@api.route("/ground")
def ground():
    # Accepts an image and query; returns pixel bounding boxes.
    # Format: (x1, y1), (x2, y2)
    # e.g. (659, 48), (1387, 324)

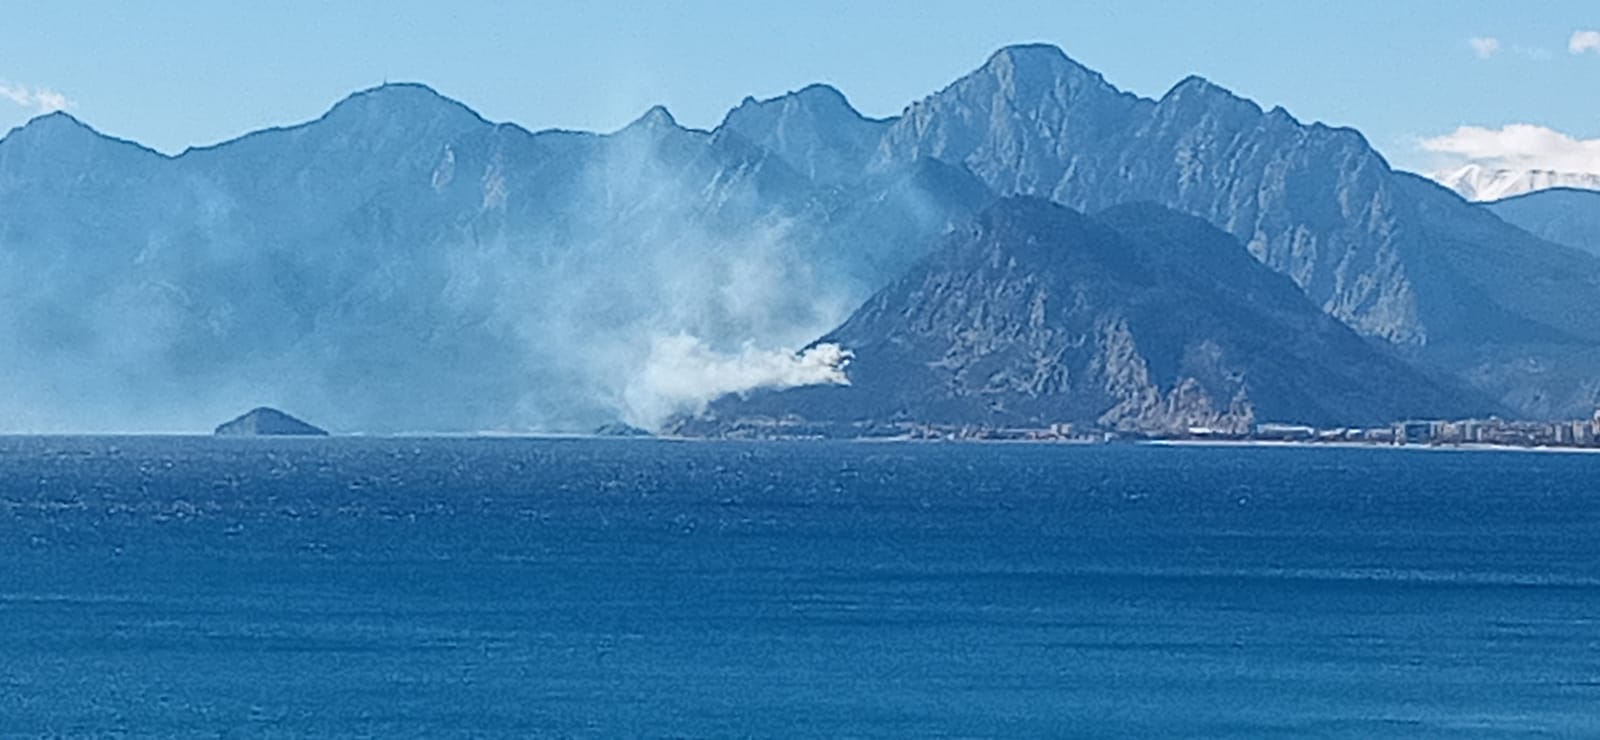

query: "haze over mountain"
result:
(2, 44), (1597, 433)
(1434, 165), (1600, 203)
(0, 84), (980, 433)
(675, 199), (1491, 437)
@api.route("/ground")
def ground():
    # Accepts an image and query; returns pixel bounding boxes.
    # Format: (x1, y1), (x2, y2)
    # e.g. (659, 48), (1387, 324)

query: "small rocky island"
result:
(214, 407), (329, 437)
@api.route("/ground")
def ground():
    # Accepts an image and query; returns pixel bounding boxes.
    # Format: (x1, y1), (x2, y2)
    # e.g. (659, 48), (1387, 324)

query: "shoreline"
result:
(1141, 438), (1600, 454)
(4, 433), (1599, 454)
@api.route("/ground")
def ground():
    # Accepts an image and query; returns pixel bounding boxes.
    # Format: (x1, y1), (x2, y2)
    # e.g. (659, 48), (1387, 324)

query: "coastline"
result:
(1141, 438), (1600, 454)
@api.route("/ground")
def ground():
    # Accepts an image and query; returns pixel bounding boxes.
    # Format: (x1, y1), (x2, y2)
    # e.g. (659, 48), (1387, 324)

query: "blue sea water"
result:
(1, 437), (1598, 738)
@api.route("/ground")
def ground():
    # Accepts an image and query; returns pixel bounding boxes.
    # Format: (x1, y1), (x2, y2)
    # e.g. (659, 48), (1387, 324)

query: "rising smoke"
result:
(621, 336), (852, 429)
(0, 92), (941, 433)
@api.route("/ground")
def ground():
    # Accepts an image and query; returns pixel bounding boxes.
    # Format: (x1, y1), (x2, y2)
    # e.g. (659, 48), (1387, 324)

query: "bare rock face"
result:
(215, 407), (329, 437)
(676, 199), (1493, 437)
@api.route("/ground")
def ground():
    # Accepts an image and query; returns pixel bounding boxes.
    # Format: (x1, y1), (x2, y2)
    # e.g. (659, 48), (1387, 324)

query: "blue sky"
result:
(0, 0), (1595, 173)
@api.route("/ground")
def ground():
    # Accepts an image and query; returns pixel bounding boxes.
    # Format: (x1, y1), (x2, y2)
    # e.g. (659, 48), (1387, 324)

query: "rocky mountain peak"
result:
(621, 104), (681, 133)
(983, 43), (1096, 77)
(974, 43), (1118, 104)
(718, 83), (888, 182)
(1160, 75), (1250, 107)
(1, 111), (114, 149)
(721, 83), (871, 128)
(0, 110), (163, 175)
(323, 82), (485, 126)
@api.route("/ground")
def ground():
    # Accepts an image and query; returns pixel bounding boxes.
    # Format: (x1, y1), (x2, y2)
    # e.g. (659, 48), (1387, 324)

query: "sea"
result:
(1, 436), (1597, 738)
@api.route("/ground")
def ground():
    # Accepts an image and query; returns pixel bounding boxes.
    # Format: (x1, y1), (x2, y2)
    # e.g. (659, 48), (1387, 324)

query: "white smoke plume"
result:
(621, 336), (853, 429)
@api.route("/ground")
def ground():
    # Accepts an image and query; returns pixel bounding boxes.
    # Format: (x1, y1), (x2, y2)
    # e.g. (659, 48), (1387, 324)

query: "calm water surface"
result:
(1, 437), (1597, 737)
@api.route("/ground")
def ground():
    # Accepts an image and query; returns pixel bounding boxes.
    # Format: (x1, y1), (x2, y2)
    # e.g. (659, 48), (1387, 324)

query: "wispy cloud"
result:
(1421, 124), (1600, 174)
(1572, 30), (1600, 55)
(1469, 37), (1501, 59)
(0, 80), (72, 114)
(1512, 44), (1553, 61)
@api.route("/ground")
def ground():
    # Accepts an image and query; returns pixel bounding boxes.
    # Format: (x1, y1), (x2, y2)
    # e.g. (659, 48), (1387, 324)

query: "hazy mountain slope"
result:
(0, 85), (985, 433)
(1435, 165), (1600, 202)
(677, 199), (1488, 436)
(1484, 188), (1600, 258)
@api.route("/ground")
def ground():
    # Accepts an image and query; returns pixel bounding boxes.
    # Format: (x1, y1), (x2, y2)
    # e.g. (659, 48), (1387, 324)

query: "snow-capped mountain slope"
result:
(1433, 164), (1600, 202)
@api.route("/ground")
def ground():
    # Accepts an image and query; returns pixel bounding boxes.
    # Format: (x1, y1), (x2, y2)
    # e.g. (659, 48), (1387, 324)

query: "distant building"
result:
(1255, 423), (1316, 441)
(1395, 421), (1438, 445)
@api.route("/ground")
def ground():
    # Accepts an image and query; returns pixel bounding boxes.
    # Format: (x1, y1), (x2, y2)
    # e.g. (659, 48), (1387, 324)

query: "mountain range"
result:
(1, 44), (1597, 433)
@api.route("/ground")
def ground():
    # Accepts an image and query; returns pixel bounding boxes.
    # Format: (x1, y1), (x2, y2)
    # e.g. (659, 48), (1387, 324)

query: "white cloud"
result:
(1571, 30), (1600, 55)
(0, 80), (71, 114)
(1469, 37), (1501, 59)
(1420, 124), (1600, 174)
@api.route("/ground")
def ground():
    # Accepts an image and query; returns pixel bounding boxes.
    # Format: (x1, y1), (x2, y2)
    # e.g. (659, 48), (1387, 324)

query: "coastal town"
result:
(1246, 410), (1600, 449)
(894, 408), (1600, 450)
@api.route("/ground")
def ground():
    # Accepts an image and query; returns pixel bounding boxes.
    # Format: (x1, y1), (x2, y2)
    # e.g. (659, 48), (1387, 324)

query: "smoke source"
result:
(621, 335), (853, 429)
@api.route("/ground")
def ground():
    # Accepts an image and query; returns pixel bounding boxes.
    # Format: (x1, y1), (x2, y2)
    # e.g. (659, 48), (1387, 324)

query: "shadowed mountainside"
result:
(674, 199), (1493, 437)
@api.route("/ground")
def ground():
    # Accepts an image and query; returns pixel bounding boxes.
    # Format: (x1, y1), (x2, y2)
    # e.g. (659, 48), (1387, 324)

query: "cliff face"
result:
(677, 199), (1492, 437)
